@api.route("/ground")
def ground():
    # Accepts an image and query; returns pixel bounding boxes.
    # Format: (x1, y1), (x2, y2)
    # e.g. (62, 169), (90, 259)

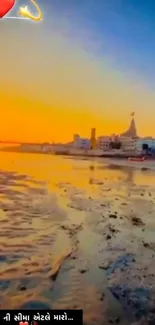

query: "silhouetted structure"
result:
(90, 128), (96, 149)
(121, 117), (137, 138)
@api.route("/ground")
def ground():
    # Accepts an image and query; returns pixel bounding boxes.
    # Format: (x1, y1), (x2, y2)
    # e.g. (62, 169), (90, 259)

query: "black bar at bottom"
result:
(0, 309), (83, 324)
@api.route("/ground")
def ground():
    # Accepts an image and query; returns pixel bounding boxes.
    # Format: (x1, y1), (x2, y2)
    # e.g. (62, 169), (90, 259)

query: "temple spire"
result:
(121, 112), (137, 137)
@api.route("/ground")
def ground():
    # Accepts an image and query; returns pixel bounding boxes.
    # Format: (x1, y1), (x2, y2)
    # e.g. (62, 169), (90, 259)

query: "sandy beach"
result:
(0, 152), (155, 324)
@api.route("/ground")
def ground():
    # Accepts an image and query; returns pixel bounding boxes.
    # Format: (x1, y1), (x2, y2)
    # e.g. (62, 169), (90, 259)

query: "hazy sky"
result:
(1, 0), (155, 142)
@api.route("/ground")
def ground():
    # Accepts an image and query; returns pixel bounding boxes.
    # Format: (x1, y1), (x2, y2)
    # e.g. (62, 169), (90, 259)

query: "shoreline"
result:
(1, 148), (155, 171)
(0, 147), (143, 158)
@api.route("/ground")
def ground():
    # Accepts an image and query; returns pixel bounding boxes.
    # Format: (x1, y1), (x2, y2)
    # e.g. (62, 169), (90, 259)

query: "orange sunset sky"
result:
(1, 3), (155, 143)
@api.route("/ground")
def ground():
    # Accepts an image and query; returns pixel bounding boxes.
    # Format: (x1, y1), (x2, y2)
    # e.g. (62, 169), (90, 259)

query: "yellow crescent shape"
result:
(19, 0), (43, 21)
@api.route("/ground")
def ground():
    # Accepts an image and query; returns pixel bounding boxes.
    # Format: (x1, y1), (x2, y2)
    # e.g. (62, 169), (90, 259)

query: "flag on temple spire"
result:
(131, 112), (135, 117)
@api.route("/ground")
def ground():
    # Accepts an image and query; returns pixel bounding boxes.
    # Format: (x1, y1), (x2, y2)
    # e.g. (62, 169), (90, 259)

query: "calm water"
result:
(0, 152), (155, 324)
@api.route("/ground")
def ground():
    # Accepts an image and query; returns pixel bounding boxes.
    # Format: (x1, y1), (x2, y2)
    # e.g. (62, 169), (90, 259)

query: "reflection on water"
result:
(0, 152), (155, 323)
(0, 152), (155, 188)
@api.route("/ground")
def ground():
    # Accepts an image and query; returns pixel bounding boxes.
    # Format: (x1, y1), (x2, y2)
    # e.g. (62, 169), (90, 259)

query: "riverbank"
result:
(100, 157), (155, 171)
(0, 145), (141, 158)
(0, 152), (155, 324)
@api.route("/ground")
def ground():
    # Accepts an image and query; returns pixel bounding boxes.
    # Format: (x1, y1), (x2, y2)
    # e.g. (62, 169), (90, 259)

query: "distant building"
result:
(73, 134), (90, 149)
(116, 113), (138, 151)
(136, 138), (155, 152)
(20, 143), (43, 152)
(73, 134), (80, 142)
(119, 136), (137, 151)
(97, 136), (113, 150)
(97, 135), (137, 152)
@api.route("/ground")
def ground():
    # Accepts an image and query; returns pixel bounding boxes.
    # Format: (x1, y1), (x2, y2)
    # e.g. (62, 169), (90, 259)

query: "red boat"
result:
(128, 157), (145, 162)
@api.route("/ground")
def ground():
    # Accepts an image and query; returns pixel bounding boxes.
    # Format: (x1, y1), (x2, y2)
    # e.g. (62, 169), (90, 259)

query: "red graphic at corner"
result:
(0, 0), (15, 18)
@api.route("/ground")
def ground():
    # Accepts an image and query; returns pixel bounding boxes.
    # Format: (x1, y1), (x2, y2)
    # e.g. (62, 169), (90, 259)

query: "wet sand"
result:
(0, 152), (155, 324)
